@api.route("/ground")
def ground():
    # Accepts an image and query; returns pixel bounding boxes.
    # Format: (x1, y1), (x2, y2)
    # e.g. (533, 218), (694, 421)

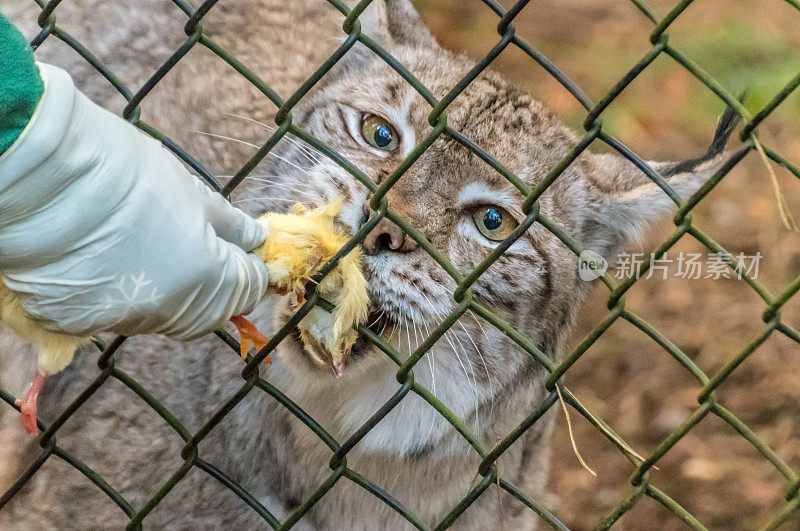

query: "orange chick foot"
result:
(230, 316), (272, 365)
(14, 371), (46, 436)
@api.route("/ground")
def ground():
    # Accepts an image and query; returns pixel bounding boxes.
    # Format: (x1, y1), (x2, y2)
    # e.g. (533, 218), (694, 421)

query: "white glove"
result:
(0, 63), (268, 340)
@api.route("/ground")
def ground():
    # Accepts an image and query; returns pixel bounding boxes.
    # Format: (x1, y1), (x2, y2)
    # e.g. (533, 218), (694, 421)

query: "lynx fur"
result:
(0, 1), (734, 528)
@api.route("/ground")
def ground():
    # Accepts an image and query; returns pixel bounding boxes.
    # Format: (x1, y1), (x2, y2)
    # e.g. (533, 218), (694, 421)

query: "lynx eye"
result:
(361, 114), (399, 151)
(473, 206), (517, 242)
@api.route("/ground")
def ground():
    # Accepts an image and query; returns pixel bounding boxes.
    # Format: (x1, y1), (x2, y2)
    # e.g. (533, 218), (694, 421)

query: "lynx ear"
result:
(581, 106), (740, 259)
(357, 0), (439, 48)
(326, 1), (440, 83)
(354, 1), (389, 39)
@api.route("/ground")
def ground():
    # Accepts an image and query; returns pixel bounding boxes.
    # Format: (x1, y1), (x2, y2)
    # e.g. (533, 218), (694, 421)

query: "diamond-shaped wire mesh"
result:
(1, 0), (799, 529)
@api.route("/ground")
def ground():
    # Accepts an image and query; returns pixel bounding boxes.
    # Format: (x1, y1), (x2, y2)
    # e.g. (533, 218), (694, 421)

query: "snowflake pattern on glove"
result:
(102, 271), (163, 313)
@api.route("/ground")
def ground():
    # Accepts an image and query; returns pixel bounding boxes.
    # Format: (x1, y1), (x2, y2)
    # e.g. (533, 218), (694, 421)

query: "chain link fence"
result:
(1, 0), (799, 528)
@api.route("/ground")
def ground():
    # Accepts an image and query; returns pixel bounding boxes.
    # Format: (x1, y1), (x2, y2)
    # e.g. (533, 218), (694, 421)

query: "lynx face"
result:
(241, 1), (731, 452)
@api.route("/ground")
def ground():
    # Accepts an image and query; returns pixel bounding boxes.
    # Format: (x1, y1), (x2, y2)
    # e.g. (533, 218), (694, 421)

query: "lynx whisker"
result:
(420, 318), (439, 443)
(408, 317), (418, 365)
(467, 310), (489, 338)
(447, 328), (481, 434)
(265, 151), (326, 183)
(231, 196), (308, 205)
(457, 319), (495, 423)
(411, 317), (420, 354)
(468, 309), (503, 426)
(403, 313), (412, 360)
(191, 130), (260, 149)
(419, 320), (436, 398)
(422, 287), (484, 426)
(200, 125), (326, 186)
(225, 113), (323, 166)
(414, 318), (441, 445)
(428, 281), (459, 319)
(456, 320), (491, 386)
(411, 319), (432, 391)
(190, 131), (326, 201)
(368, 309), (385, 329)
(444, 326), (482, 465)
(245, 175), (316, 192)
(437, 323), (479, 430)
(419, 292), (480, 433)
(219, 174), (316, 203)
(249, 181), (315, 200)
(394, 308), (406, 357)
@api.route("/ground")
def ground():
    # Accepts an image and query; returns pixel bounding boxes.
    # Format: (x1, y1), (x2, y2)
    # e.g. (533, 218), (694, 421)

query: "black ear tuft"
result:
(663, 93), (745, 176)
(706, 95), (744, 157)
(581, 93), (747, 260)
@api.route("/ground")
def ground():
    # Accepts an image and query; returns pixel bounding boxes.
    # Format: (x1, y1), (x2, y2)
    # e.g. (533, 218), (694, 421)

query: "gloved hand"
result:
(0, 63), (269, 340)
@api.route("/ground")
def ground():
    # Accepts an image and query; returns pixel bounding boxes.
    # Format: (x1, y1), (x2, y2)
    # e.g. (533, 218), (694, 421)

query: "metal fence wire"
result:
(1, 0), (800, 529)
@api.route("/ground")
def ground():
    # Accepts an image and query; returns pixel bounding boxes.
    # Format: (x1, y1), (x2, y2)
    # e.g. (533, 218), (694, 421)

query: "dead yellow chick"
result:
(0, 277), (89, 435)
(237, 198), (368, 377)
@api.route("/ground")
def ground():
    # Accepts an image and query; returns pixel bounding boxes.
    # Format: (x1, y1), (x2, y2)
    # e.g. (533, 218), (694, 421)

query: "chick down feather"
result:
(0, 274), (89, 434)
(253, 199), (369, 375)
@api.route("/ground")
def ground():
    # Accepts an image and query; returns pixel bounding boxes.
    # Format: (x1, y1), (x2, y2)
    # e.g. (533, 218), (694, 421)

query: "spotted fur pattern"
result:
(0, 1), (733, 528)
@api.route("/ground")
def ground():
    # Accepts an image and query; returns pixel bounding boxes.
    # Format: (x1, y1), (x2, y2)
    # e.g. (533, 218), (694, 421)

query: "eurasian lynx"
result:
(0, 1), (734, 528)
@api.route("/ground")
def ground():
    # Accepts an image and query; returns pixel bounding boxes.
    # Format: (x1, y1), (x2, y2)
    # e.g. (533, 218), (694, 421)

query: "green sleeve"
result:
(0, 12), (44, 156)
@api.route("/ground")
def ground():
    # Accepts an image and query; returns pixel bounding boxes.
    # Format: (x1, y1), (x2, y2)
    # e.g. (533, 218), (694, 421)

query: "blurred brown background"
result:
(415, 1), (800, 529)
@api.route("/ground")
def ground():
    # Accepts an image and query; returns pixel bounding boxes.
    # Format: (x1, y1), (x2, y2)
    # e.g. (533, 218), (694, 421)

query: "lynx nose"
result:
(361, 203), (417, 255)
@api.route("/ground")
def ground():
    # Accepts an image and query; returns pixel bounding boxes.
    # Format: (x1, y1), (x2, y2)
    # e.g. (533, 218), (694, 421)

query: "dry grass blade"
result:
(495, 439), (505, 531)
(562, 387), (655, 469)
(751, 134), (797, 231)
(556, 384), (597, 477)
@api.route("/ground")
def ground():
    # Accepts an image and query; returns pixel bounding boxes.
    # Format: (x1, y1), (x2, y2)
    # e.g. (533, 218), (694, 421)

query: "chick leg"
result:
(14, 371), (46, 436)
(230, 315), (271, 364)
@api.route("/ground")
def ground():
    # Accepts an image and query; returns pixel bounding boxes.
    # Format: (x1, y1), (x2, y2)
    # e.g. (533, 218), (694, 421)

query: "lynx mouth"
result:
(346, 305), (392, 359)
(299, 332), (346, 377)
(365, 306), (392, 339)
(287, 302), (393, 375)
